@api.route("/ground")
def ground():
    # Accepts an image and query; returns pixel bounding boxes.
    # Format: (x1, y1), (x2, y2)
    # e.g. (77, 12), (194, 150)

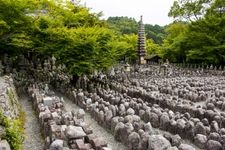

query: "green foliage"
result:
(165, 0), (225, 65)
(0, 0), (34, 55)
(3, 0), (224, 72)
(3, 118), (24, 150)
(168, 0), (213, 22)
(0, 88), (25, 150)
(0, 111), (25, 150)
(162, 22), (188, 62)
(106, 16), (166, 44)
(0, 0), (117, 75)
(52, 26), (118, 75)
(107, 16), (138, 35)
(146, 39), (162, 56)
(117, 34), (138, 63)
(145, 24), (166, 44)
(106, 16), (165, 62)
(184, 16), (225, 64)
(0, 0), (166, 73)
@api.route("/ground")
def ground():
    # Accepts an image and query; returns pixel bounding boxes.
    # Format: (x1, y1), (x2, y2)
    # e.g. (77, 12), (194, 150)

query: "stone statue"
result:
(159, 60), (169, 76)
(124, 63), (131, 72)
(44, 60), (49, 71)
(3, 54), (9, 65)
(58, 64), (62, 70)
(62, 64), (66, 71)
(44, 84), (49, 95)
(52, 64), (56, 70)
(82, 75), (89, 90)
(52, 56), (56, 66)
(47, 59), (51, 69)
(37, 63), (42, 70)
(109, 67), (115, 76)
(94, 70), (98, 76)
(209, 64), (213, 70)
(0, 60), (3, 76)
(18, 55), (29, 70)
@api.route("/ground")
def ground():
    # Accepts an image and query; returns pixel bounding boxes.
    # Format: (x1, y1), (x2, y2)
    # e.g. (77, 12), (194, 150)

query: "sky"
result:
(81, 0), (175, 26)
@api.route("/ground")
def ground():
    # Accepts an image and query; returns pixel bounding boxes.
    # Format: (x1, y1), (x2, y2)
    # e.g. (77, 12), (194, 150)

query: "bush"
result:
(0, 111), (25, 150)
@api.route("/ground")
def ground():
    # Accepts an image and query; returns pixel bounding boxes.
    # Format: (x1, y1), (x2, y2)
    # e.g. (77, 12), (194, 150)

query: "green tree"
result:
(162, 22), (188, 62)
(107, 16), (138, 35)
(111, 34), (138, 63)
(106, 16), (166, 44)
(146, 39), (162, 56)
(145, 24), (166, 44)
(185, 9), (225, 65)
(169, 0), (213, 22)
(0, 0), (121, 75)
(166, 0), (225, 65)
(0, 0), (35, 55)
(53, 26), (118, 75)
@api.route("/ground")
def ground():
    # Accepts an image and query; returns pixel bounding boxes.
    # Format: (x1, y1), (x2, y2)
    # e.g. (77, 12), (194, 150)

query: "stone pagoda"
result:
(137, 16), (146, 65)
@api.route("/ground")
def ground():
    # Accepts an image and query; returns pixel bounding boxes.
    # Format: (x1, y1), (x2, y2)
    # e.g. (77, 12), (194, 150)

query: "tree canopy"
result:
(163, 0), (225, 65)
(0, 0), (125, 75)
(106, 16), (166, 44)
(1, 0), (225, 76)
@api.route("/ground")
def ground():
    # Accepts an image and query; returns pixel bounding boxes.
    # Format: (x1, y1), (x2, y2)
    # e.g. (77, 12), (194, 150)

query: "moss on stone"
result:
(0, 110), (25, 150)
(0, 87), (25, 150)
(7, 88), (19, 109)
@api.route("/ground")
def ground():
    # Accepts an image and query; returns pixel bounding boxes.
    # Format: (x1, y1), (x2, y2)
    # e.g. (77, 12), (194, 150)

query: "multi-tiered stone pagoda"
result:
(137, 16), (146, 65)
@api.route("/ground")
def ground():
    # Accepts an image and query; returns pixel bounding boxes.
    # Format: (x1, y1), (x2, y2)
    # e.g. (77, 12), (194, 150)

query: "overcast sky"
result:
(81, 0), (175, 26)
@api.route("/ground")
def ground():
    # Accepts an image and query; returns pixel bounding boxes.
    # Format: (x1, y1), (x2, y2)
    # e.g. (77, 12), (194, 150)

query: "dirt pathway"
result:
(20, 95), (44, 150)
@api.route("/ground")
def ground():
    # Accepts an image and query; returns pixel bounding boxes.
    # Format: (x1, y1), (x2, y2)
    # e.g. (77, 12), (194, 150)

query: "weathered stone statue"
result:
(109, 67), (115, 76)
(3, 54), (11, 74)
(94, 70), (98, 76)
(44, 60), (49, 71)
(210, 64), (213, 70)
(52, 59), (57, 70)
(18, 55), (29, 70)
(44, 84), (49, 95)
(125, 63), (131, 72)
(52, 56), (56, 66)
(83, 75), (89, 90)
(194, 64), (197, 69)
(159, 59), (169, 76)
(3, 54), (8, 65)
(57, 64), (62, 70)
(0, 60), (4, 76)
(62, 64), (66, 71)
(47, 59), (51, 69)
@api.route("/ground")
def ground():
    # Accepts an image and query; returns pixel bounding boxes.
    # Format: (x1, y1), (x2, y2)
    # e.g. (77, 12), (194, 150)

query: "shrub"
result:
(0, 110), (25, 150)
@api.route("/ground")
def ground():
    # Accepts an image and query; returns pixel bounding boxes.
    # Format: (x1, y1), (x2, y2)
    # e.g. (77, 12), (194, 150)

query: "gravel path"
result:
(20, 95), (44, 150)
(1, 77), (44, 149)
(56, 93), (126, 150)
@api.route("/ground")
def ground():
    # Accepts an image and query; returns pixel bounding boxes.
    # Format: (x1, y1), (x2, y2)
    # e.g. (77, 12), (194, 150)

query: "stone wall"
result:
(0, 76), (20, 119)
(0, 75), (23, 150)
